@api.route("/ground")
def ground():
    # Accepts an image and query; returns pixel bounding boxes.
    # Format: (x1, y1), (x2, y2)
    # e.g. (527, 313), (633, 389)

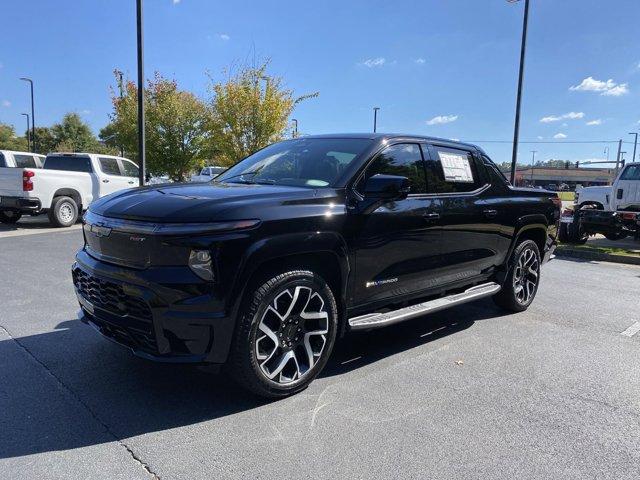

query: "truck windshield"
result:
(215, 138), (372, 188)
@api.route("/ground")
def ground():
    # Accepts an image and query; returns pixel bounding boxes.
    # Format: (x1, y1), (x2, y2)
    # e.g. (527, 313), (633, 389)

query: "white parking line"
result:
(0, 224), (82, 239)
(620, 322), (640, 338)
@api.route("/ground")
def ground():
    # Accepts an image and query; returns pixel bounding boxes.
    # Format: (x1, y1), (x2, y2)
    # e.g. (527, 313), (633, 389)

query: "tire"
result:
(558, 222), (569, 243)
(493, 239), (541, 312)
(0, 210), (22, 224)
(228, 270), (338, 398)
(48, 196), (78, 227)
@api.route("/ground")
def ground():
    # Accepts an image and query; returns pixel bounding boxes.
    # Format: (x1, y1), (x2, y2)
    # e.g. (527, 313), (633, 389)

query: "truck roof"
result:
(297, 133), (482, 152)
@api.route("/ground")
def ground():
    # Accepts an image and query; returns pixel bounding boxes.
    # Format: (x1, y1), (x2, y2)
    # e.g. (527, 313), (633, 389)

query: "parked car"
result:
(73, 134), (560, 397)
(562, 162), (640, 242)
(0, 152), (139, 227)
(191, 166), (226, 182)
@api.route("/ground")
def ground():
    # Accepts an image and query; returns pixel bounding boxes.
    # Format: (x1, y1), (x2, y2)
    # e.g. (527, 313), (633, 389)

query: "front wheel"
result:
(228, 270), (338, 398)
(494, 240), (541, 312)
(48, 196), (78, 227)
(0, 210), (22, 224)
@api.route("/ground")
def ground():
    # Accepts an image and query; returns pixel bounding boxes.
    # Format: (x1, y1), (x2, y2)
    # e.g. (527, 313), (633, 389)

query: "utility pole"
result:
(628, 132), (638, 163)
(530, 150), (536, 184)
(508, 0), (530, 185)
(292, 119), (298, 138)
(614, 139), (622, 176)
(19, 77), (36, 153)
(21, 113), (30, 152)
(136, 0), (146, 186)
(373, 107), (380, 133)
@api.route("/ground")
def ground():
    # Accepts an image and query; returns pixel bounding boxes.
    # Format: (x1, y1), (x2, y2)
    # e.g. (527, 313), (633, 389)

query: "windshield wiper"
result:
(216, 169), (262, 184)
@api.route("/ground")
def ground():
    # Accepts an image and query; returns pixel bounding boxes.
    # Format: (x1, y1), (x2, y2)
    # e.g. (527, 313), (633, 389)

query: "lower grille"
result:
(72, 268), (152, 323)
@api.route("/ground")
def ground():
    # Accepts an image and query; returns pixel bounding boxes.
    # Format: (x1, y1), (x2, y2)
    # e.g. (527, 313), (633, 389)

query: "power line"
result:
(465, 139), (635, 144)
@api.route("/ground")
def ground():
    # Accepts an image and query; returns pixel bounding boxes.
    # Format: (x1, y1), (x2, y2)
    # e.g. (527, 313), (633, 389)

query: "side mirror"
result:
(363, 174), (411, 200)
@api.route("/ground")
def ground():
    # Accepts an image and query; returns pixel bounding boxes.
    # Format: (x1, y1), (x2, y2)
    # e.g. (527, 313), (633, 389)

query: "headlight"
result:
(189, 250), (214, 281)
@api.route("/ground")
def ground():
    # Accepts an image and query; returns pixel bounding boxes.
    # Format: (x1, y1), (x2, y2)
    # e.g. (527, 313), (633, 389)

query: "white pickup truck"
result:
(561, 162), (640, 242)
(0, 152), (139, 227)
(0, 150), (46, 169)
(190, 165), (226, 182)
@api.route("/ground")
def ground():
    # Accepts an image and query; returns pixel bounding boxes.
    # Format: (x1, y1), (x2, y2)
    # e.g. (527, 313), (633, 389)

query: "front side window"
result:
(424, 146), (480, 193)
(620, 164), (640, 181)
(99, 157), (121, 176)
(359, 143), (426, 194)
(216, 138), (372, 188)
(121, 159), (139, 177)
(14, 154), (37, 169)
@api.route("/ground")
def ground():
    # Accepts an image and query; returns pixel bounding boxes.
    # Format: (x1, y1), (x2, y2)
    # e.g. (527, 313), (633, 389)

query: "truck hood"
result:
(576, 185), (609, 203)
(89, 182), (326, 223)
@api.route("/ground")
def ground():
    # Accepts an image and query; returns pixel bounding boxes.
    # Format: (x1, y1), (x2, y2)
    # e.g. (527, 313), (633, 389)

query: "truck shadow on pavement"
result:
(0, 299), (507, 460)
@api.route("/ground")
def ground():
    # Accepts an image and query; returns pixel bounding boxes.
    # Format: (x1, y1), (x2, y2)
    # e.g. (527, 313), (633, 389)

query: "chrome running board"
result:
(348, 282), (501, 331)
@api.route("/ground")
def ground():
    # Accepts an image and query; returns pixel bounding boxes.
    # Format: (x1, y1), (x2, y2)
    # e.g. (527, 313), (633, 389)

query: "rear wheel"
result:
(48, 196), (78, 227)
(228, 270), (338, 398)
(0, 210), (22, 224)
(494, 240), (541, 312)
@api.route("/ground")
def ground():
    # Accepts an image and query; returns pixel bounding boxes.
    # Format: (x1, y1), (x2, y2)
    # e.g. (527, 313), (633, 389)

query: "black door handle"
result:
(483, 209), (498, 218)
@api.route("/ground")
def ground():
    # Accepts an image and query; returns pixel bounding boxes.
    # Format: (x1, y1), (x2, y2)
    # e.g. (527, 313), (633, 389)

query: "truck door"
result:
(422, 143), (502, 283)
(616, 164), (640, 210)
(351, 143), (442, 306)
(97, 157), (132, 196)
(119, 158), (140, 187)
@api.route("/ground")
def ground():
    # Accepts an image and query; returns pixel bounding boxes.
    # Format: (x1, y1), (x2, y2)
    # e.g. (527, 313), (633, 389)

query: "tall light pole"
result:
(136, 0), (146, 186)
(530, 150), (536, 184)
(292, 118), (298, 138)
(373, 107), (380, 133)
(19, 77), (36, 153)
(21, 113), (31, 152)
(628, 132), (638, 163)
(508, 0), (530, 185)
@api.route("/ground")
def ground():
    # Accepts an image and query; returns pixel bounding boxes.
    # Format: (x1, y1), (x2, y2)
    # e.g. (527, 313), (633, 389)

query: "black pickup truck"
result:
(72, 134), (560, 397)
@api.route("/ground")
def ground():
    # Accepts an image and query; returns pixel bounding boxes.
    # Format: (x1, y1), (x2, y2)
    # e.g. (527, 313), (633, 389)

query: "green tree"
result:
(101, 71), (210, 181)
(0, 123), (29, 151)
(33, 126), (57, 154)
(208, 61), (318, 166)
(50, 113), (102, 152)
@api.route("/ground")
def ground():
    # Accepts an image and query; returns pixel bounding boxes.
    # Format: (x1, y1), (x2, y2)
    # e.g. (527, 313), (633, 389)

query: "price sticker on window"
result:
(438, 151), (474, 183)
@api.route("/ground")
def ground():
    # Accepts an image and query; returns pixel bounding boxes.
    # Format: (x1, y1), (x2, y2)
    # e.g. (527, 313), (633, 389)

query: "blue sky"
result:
(1, 0), (639, 165)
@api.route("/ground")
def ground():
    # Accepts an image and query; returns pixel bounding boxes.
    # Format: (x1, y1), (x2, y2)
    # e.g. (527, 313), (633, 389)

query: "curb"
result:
(555, 246), (640, 266)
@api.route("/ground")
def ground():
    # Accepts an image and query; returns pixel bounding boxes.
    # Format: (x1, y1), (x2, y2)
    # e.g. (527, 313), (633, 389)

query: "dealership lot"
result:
(1, 227), (639, 480)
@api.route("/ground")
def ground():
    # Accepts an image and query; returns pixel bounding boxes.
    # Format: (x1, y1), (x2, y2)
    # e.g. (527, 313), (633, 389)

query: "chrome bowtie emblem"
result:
(90, 223), (111, 238)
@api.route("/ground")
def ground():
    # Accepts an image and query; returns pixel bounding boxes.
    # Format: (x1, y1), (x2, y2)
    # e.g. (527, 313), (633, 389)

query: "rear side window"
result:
(14, 154), (38, 169)
(0, 153), (6, 168)
(620, 165), (640, 181)
(44, 155), (92, 172)
(360, 143), (427, 194)
(424, 146), (480, 193)
(99, 157), (121, 176)
(121, 160), (139, 177)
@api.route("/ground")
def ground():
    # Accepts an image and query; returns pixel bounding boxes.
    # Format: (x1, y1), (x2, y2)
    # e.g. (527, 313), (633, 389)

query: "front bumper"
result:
(73, 249), (237, 364)
(0, 195), (41, 213)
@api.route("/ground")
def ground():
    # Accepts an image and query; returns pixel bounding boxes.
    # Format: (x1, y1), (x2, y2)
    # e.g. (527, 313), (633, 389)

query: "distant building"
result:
(509, 166), (615, 188)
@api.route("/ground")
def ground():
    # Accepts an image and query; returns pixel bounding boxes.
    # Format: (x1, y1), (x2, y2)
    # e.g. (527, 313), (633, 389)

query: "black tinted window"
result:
(121, 160), (139, 177)
(99, 157), (121, 175)
(14, 154), (37, 169)
(0, 153), (6, 168)
(424, 146), (479, 193)
(620, 165), (640, 180)
(361, 143), (426, 194)
(44, 155), (92, 172)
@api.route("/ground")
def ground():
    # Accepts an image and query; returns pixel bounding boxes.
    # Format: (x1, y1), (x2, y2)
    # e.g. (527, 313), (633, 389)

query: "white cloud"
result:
(1, 100), (10, 107)
(414, 58), (426, 65)
(359, 57), (386, 68)
(570, 76), (629, 96)
(553, 133), (567, 139)
(172, 0), (180, 4)
(80, 109), (91, 115)
(426, 115), (458, 125)
(539, 111), (584, 123)
(537, 136), (544, 140)
(218, 33), (230, 41)
(586, 119), (602, 126)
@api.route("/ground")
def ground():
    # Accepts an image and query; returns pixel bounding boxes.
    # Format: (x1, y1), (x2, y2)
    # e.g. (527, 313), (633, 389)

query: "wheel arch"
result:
(578, 201), (604, 210)
(52, 188), (83, 210)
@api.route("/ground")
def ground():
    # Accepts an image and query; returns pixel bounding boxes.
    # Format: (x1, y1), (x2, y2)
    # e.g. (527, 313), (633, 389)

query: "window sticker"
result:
(438, 151), (474, 183)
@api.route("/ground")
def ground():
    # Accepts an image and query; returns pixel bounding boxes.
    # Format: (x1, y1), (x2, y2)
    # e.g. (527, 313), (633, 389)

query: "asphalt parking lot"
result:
(1, 223), (639, 479)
